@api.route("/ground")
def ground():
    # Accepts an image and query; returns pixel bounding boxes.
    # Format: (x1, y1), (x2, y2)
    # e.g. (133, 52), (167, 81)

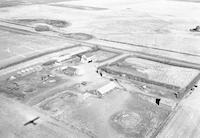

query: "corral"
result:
(36, 88), (171, 138)
(98, 56), (200, 100)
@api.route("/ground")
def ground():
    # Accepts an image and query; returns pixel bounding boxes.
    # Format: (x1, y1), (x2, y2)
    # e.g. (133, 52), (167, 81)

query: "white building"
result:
(97, 81), (117, 95)
(81, 55), (97, 63)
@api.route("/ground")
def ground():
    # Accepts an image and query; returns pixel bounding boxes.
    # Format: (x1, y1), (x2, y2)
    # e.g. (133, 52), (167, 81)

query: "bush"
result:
(34, 25), (51, 32)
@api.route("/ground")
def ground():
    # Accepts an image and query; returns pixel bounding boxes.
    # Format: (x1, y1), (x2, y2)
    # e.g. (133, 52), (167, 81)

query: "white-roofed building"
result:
(97, 81), (118, 95)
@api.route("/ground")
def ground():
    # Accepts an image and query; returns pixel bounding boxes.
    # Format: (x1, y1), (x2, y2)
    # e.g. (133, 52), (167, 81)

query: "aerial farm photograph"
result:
(0, 0), (200, 138)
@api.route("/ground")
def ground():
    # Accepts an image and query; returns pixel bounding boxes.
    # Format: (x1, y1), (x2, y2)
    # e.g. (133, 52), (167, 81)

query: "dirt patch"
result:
(61, 33), (94, 40)
(50, 4), (108, 11)
(13, 19), (70, 28)
(110, 111), (142, 136)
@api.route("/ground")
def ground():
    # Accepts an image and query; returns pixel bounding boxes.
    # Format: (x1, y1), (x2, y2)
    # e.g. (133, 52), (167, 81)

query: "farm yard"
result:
(0, 0), (200, 138)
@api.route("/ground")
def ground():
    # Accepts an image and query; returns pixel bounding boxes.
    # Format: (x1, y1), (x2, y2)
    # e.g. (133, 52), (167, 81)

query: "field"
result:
(1, 0), (200, 64)
(0, 29), (76, 69)
(98, 56), (200, 101)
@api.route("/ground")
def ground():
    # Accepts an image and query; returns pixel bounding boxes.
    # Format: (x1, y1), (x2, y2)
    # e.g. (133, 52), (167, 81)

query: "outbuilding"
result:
(81, 54), (97, 63)
(97, 81), (117, 95)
